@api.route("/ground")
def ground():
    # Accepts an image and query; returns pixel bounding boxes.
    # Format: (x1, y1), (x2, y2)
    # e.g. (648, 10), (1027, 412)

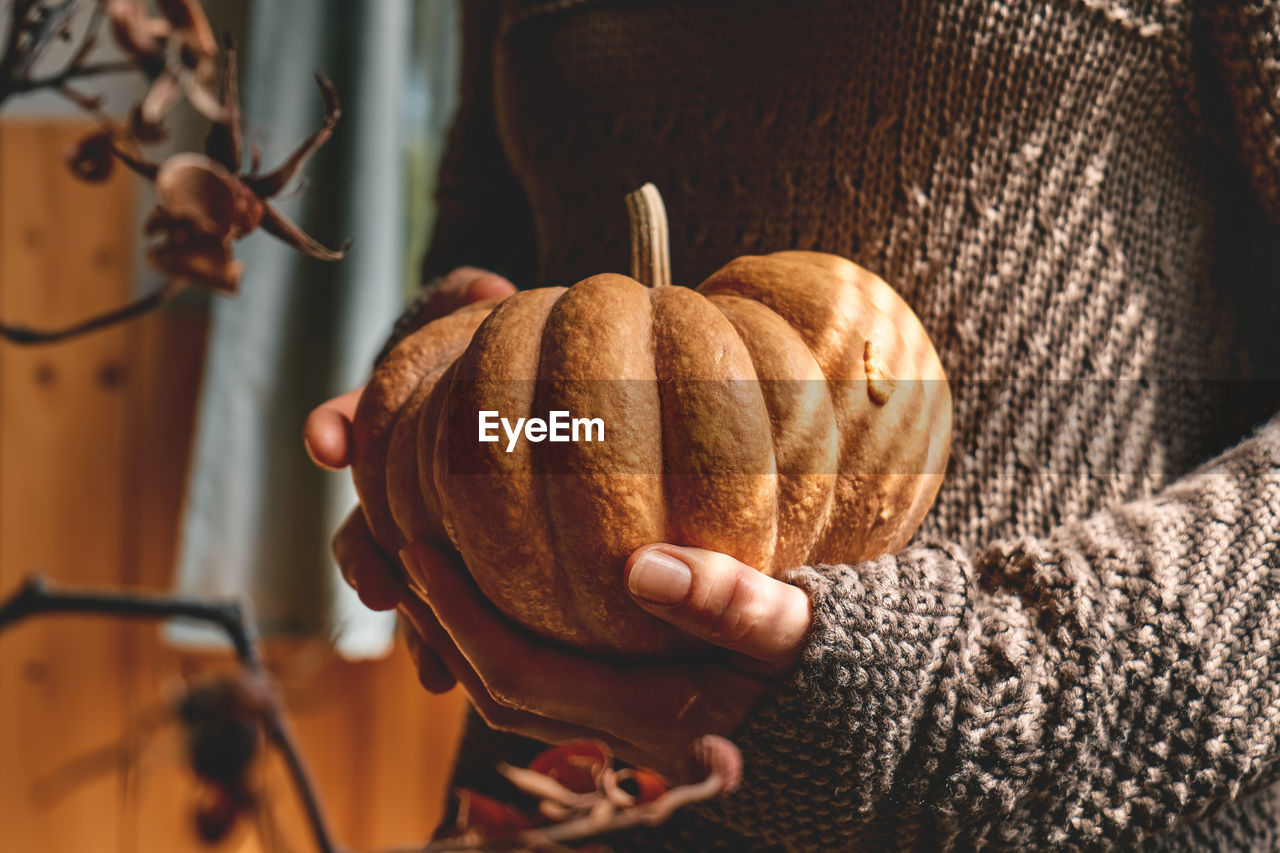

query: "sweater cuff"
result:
(701, 544), (971, 849)
(373, 275), (449, 367)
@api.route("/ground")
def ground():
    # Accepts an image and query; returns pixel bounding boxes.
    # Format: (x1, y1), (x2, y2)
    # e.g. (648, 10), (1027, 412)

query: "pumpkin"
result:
(352, 185), (951, 656)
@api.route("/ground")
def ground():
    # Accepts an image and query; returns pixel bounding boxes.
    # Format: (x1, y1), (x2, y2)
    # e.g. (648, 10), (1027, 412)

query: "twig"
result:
(0, 577), (741, 853)
(0, 1), (38, 76)
(0, 0), (82, 107)
(66, 0), (102, 68)
(263, 714), (335, 853)
(0, 1), (42, 105)
(401, 776), (727, 852)
(0, 0), (138, 108)
(0, 574), (337, 853)
(0, 279), (186, 345)
(0, 575), (258, 661)
(15, 0), (77, 77)
(9, 58), (137, 92)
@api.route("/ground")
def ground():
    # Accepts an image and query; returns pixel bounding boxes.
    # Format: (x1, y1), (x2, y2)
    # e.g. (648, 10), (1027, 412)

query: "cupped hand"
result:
(302, 266), (515, 471)
(304, 264), (814, 768)
(302, 266), (514, 619)
(397, 540), (812, 772)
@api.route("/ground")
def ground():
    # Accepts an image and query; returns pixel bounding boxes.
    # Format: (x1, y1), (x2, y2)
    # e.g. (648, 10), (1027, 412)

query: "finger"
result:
(462, 272), (515, 304)
(303, 386), (363, 469)
(398, 543), (737, 754)
(624, 545), (812, 670)
(415, 647), (457, 694)
(332, 509), (404, 611)
(423, 268), (515, 323)
(396, 590), (630, 752)
(400, 618), (457, 693)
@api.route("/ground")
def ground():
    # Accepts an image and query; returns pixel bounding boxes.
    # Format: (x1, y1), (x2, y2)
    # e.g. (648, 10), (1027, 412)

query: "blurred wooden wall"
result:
(0, 119), (468, 853)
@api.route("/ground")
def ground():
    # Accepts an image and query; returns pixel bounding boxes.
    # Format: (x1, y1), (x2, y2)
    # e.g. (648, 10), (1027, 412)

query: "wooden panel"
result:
(255, 644), (469, 851)
(0, 118), (469, 853)
(0, 118), (138, 853)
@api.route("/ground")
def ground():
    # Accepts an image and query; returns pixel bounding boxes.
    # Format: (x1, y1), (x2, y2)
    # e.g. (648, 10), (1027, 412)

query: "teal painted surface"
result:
(173, 0), (461, 658)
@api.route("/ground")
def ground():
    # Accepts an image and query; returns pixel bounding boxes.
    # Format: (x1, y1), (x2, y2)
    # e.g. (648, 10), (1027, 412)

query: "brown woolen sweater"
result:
(385, 0), (1280, 849)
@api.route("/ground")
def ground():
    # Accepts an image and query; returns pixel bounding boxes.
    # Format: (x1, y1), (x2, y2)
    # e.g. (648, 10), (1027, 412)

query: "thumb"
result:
(624, 545), (811, 669)
(303, 386), (363, 470)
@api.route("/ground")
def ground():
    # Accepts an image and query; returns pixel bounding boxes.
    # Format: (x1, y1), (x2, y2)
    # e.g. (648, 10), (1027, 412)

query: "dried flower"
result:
(126, 102), (169, 142)
(685, 733), (742, 793)
(446, 789), (534, 840)
(124, 73), (346, 295)
(614, 767), (669, 805)
(105, 0), (170, 61)
(145, 213), (243, 293)
(105, 0), (222, 122)
(67, 127), (116, 182)
(528, 741), (612, 795)
(2, 3), (346, 346)
(424, 737), (739, 850)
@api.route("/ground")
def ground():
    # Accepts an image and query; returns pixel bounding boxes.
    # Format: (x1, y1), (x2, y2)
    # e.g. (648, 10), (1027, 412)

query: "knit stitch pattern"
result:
(385, 0), (1280, 849)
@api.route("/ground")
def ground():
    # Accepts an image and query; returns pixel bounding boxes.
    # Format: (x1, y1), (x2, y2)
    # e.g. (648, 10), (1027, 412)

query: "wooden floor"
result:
(0, 119), (468, 853)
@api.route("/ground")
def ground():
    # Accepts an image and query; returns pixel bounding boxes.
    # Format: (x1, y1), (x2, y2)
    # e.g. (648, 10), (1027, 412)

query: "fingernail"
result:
(628, 550), (691, 605)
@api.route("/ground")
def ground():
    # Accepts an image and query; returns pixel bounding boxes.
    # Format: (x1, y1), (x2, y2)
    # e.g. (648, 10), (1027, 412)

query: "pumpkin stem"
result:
(625, 183), (671, 288)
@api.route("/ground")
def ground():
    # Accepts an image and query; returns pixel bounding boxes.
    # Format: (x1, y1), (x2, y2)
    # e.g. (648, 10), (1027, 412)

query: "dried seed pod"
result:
(67, 129), (116, 183)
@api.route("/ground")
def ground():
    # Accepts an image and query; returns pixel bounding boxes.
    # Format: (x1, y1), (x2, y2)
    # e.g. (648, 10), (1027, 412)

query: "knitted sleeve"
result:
(377, 0), (537, 364)
(1200, 0), (1280, 223)
(695, 413), (1280, 850)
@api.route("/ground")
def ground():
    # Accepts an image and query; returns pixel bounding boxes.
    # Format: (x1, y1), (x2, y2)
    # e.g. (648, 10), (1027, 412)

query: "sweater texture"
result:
(389, 0), (1280, 849)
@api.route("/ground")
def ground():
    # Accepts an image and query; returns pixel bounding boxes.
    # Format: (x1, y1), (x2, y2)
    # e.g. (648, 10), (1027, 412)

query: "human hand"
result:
(306, 265), (814, 768)
(302, 267), (515, 609)
(397, 540), (812, 771)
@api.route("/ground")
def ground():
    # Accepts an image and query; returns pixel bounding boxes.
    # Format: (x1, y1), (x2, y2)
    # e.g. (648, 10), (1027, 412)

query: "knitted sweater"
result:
(390, 1), (1280, 849)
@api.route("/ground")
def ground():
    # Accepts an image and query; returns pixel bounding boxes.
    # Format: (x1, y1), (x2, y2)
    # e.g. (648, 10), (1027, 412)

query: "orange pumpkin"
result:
(352, 185), (950, 656)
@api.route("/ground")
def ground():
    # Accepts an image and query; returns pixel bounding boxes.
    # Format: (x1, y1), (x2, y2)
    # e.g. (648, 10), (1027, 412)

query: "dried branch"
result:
(0, 2), (36, 73)
(8, 57), (134, 91)
(0, 279), (185, 344)
(6, 0), (139, 96)
(0, 574), (257, 660)
(1, 574), (743, 853)
(0, 0), (137, 108)
(0, 1), (348, 348)
(0, 574), (337, 853)
(0, 1), (50, 107)
(18, 0), (76, 76)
